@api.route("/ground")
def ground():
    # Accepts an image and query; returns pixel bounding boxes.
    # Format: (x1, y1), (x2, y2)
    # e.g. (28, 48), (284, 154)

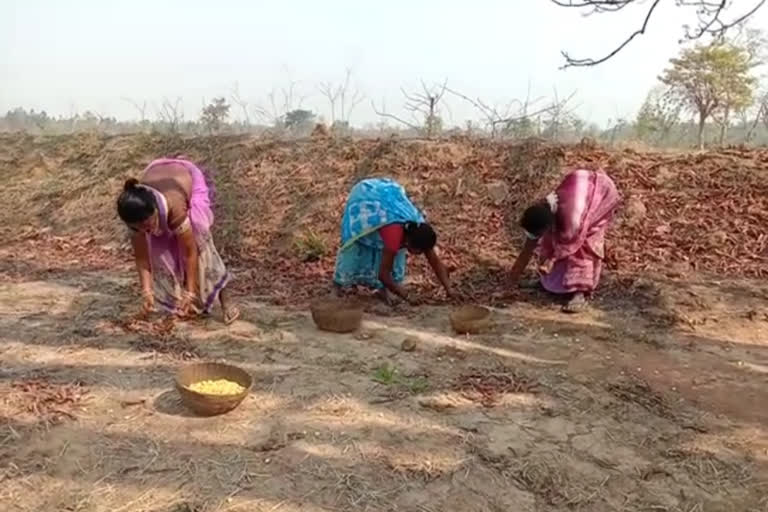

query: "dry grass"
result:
(662, 448), (754, 490)
(454, 369), (538, 407)
(293, 229), (328, 263)
(506, 453), (606, 507)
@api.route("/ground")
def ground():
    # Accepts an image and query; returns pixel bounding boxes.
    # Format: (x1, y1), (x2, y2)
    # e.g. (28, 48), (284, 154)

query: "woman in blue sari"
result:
(333, 178), (454, 303)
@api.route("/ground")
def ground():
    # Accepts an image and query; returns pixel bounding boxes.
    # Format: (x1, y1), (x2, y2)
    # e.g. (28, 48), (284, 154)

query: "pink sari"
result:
(141, 159), (230, 314)
(538, 169), (620, 294)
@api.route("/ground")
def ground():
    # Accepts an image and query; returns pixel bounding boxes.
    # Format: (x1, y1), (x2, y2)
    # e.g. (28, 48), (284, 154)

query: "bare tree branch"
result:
(121, 97), (148, 123)
(371, 99), (421, 130)
(372, 80), (448, 137)
(252, 81), (308, 127)
(444, 84), (576, 138)
(553, 0), (767, 68)
(230, 82), (250, 129)
(339, 67), (366, 122)
(558, 0), (662, 68)
(155, 97), (184, 134)
(317, 81), (341, 124)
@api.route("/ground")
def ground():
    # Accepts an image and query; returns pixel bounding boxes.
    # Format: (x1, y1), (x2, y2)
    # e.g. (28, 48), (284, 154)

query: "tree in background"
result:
(156, 97), (184, 135)
(229, 82), (251, 133)
(660, 43), (757, 148)
(635, 86), (681, 145)
(318, 68), (366, 129)
(200, 97), (231, 134)
(254, 81), (309, 133)
(372, 80), (448, 138)
(283, 109), (316, 135)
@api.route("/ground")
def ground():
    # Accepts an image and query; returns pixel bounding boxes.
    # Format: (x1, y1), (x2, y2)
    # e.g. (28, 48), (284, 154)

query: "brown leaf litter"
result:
(3, 378), (89, 425)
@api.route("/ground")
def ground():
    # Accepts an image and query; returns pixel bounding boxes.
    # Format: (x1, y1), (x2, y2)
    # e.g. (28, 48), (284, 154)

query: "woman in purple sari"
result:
(509, 169), (620, 313)
(116, 158), (239, 324)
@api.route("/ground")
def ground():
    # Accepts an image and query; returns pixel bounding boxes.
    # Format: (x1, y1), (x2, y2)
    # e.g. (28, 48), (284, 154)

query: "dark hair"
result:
(404, 222), (437, 252)
(520, 201), (555, 238)
(117, 178), (156, 224)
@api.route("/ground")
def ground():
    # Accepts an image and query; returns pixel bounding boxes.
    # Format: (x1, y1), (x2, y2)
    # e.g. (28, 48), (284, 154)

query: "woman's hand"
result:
(509, 237), (538, 285)
(176, 291), (197, 319)
(538, 258), (555, 276)
(445, 287), (462, 302)
(141, 290), (154, 317)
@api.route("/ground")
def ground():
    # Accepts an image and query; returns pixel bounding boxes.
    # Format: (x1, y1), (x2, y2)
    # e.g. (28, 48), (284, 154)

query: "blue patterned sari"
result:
(333, 178), (425, 289)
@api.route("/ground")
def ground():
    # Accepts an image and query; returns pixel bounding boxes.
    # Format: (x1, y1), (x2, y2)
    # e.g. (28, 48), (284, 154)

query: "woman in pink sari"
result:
(116, 158), (240, 324)
(509, 169), (620, 313)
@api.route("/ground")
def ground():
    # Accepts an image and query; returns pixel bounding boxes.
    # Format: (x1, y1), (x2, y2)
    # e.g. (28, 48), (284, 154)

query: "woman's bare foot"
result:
(223, 306), (241, 325)
(219, 288), (240, 325)
(562, 292), (587, 314)
(374, 289), (394, 306)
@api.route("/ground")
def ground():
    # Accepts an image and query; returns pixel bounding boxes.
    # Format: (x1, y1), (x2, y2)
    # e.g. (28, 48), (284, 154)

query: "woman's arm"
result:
(131, 231), (154, 314)
(378, 250), (409, 300)
(131, 232), (152, 295)
(425, 248), (453, 297)
(177, 228), (199, 297)
(508, 237), (538, 284)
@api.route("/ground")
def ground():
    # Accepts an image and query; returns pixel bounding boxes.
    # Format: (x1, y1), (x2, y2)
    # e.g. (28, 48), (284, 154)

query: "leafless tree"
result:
(318, 68), (366, 126)
(253, 81), (309, 128)
(372, 79), (449, 137)
(552, 0), (767, 68)
(121, 98), (148, 123)
(755, 90), (768, 132)
(156, 97), (184, 134)
(230, 82), (250, 130)
(541, 87), (580, 140)
(445, 82), (577, 138)
(736, 100), (764, 142)
(339, 68), (365, 123)
(317, 81), (341, 124)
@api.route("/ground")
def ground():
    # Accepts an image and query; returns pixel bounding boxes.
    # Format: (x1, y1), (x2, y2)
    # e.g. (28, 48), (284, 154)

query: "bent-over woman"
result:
(509, 169), (620, 313)
(333, 178), (454, 303)
(116, 158), (239, 324)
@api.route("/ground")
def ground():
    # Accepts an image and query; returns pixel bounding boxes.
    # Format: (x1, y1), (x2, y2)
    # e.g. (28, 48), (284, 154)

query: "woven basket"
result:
(450, 305), (493, 334)
(310, 300), (364, 333)
(175, 362), (253, 416)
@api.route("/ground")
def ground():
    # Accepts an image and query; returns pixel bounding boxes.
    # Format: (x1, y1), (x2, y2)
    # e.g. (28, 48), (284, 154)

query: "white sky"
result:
(3, 0), (768, 127)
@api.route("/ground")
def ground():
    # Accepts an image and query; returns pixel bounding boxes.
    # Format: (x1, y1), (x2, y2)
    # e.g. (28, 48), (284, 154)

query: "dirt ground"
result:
(1, 264), (767, 512)
(1, 134), (767, 511)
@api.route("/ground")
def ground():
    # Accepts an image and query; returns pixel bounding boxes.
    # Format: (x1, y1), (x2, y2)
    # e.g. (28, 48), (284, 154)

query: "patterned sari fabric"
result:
(141, 159), (231, 314)
(333, 178), (424, 289)
(538, 169), (620, 294)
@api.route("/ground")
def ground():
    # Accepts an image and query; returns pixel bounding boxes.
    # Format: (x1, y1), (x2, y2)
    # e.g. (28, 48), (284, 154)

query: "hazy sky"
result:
(3, 1), (768, 127)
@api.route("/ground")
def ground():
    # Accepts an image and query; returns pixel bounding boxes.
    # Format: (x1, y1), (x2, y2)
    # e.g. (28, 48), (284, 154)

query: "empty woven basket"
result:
(450, 305), (493, 334)
(175, 362), (253, 416)
(310, 299), (364, 333)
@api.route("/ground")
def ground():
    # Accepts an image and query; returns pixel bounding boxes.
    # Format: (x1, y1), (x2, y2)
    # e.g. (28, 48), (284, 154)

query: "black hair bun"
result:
(124, 178), (140, 191)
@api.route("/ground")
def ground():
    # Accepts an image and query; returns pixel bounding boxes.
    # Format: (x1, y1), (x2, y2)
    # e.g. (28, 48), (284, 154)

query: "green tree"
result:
(200, 97), (231, 134)
(283, 109), (316, 135)
(501, 116), (535, 139)
(635, 86), (681, 144)
(659, 43), (757, 148)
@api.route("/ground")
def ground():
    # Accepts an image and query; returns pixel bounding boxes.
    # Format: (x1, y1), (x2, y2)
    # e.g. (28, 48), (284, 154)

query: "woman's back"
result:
(141, 162), (193, 230)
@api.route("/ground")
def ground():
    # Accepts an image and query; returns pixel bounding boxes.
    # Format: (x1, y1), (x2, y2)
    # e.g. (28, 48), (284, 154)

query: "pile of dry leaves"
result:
(3, 378), (89, 425)
(117, 316), (202, 360)
(0, 134), (766, 305)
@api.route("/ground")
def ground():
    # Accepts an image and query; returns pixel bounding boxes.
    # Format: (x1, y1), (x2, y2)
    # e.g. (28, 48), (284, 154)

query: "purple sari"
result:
(141, 159), (230, 314)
